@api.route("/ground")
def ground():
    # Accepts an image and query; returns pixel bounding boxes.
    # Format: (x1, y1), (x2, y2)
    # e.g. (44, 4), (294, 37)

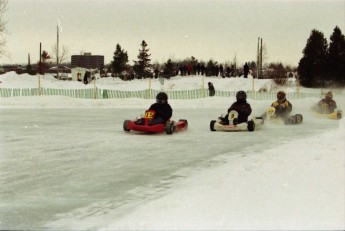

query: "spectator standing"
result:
(243, 62), (249, 78)
(219, 64), (224, 77)
(208, 82), (215, 97)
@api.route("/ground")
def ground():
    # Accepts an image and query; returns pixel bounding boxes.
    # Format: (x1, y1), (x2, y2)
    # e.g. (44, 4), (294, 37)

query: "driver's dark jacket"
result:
(227, 100), (252, 123)
(317, 98), (337, 113)
(148, 103), (173, 122)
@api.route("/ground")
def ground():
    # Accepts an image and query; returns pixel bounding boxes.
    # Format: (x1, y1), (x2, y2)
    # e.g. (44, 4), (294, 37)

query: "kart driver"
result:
(220, 90), (252, 125)
(135, 92), (173, 125)
(316, 91), (337, 114)
(270, 91), (292, 119)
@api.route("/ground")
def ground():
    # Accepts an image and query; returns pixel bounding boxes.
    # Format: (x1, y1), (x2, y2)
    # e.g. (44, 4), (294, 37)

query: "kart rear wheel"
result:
(247, 120), (255, 132)
(123, 120), (130, 132)
(337, 111), (342, 119)
(210, 120), (216, 131)
(165, 121), (175, 135)
(295, 114), (303, 123)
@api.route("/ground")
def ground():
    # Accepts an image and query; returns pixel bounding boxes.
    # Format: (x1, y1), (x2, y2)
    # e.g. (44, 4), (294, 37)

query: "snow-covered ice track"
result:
(0, 108), (338, 229)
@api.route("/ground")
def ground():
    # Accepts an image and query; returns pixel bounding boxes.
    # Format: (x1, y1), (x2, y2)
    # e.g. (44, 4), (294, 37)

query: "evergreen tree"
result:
(111, 43), (128, 76)
(327, 26), (345, 86)
(267, 62), (287, 85)
(133, 40), (152, 78)
(38, 50), (51, 74)
(26, 63), (33, 74)
(297, 29), (328, 87)
(163, 59), (175, 77)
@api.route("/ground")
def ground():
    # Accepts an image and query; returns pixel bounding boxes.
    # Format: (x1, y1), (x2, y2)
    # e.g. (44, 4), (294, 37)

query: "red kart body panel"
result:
(127, 120), (165, 133)
(127, 110), (165, 133)
(124, 110), (188, 134)
(174, 120), (188, 132)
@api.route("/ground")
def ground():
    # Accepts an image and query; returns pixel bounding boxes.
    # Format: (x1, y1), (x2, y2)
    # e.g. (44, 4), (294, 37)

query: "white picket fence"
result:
(0, 87), (322, 100)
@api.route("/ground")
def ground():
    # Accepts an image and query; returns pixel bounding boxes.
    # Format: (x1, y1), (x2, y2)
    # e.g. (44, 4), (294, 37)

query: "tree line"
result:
(111, 26), (345, 88)
(110, 40), (258, 80)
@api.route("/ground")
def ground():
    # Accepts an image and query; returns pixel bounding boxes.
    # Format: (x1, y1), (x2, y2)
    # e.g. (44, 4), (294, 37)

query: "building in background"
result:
(71, 52), (104, 70)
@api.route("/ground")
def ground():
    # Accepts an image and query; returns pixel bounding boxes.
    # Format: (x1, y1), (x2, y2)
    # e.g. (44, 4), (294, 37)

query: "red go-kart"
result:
(123, 110), (188, 135)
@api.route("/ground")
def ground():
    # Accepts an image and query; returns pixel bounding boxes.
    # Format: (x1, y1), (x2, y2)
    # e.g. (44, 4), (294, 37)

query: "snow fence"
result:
(0, 87), (321, 100)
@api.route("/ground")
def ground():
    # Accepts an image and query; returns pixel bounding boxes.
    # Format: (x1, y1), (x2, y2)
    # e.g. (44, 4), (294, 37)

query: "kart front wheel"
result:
(178, 119), (188, 129)
(123, 120), (130, 132)
(247, 120), (255, 132)
(210, 120), (216, 131)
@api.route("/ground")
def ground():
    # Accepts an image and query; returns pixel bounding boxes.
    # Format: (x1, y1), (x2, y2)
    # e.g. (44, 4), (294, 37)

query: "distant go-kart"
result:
(210, 110), (264, 132)
(311, 104), (343, 119)
(123, 110), (188, 135)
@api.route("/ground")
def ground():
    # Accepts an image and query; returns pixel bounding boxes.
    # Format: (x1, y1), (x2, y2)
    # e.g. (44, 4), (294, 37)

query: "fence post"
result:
(148, 78), (152, 99)
(297, 76), (300, 98)
(252, 77), (255, 100)
(202, 77), (205, 97)
(93, 76), (97, 99)
(38, 75), (42, 96)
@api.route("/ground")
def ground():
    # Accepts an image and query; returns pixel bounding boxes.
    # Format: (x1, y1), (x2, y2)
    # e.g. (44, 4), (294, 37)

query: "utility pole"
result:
(257, 37), (260, 79)
(57, 24), (60, 79)
(39, 43), (42, 96)
(39, 42), (42, 75)
(260, 38), (263, 79)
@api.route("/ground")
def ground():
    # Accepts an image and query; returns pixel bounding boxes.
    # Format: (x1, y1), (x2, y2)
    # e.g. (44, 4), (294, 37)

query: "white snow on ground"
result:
(0, 72), (344, 230)
(103, 120), (345, 230)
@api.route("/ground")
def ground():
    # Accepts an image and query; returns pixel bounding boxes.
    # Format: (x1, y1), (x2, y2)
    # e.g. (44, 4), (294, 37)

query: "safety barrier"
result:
(0, 87), (322, 100)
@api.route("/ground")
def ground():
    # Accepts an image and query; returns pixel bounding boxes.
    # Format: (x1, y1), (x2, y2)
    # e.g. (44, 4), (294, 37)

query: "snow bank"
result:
(102, 119), (345, 230)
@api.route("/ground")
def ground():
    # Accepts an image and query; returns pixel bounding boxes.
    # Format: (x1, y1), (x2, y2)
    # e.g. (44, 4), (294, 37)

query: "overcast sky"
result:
(3, 0), (345, 67)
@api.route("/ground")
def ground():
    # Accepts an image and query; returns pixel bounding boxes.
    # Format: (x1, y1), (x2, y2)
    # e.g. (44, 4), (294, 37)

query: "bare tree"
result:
(261, 43), (268, 67)
(51, 44), (69, 64)
(0, 0), (8, 58)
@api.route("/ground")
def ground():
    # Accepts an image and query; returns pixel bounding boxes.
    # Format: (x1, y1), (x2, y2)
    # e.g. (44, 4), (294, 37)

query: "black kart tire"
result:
(337, 111), (342, 119)
(123, 120), (130, 132)
(247, 120), (255, 132)
(210, 120), (216, 131)
(295, 114), (303, 123)
(165, 121), (175, 135)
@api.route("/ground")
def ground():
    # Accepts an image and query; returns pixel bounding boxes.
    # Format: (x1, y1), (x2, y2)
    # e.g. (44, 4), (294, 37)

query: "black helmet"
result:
(156, 92), (168, 104)
(236, 90), (247, 102)
(277, 91), (286, 101)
